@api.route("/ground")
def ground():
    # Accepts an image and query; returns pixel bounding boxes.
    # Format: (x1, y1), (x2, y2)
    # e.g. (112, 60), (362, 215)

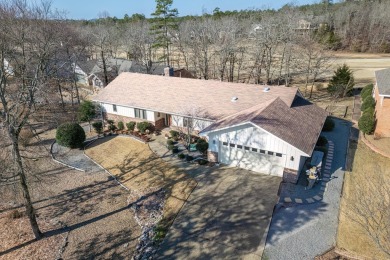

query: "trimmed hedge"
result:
(323, 117), (335, 132)
(316, 136), (328, 147)
(361, 96), (376, 111)
(360, 84), (374, 100)
(117, 121), (124, 131)
(196, 138), (209, 154)
(56, 123), (86, 148)
(137, 121), (151, 134)
(92, 121), (103, 135)
(169, 130), (179, 138)
(178, 153), (185, 159)
(126, 121), (136, 131)
(358, 112), (375, 134)
(167, 139), (174, 146)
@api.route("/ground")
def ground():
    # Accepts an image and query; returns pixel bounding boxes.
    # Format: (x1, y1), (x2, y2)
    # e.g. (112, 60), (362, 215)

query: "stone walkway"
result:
(279, 141), (335, 205)
(264, 118), (351, 260)
(51, 140), (101, 173)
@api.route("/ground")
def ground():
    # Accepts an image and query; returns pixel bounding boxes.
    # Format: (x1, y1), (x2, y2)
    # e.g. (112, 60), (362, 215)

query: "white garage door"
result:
(219, 142), (286, 176)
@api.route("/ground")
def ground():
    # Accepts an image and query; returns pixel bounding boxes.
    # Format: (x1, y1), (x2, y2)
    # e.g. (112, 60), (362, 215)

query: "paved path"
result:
(157, 168), (281, 259)
(264, 118), (351, 260)
(52, 141), (101, 173)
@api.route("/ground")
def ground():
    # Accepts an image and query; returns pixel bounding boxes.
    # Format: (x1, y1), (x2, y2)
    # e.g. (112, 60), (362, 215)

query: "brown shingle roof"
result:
(92, 73), (298, 120)
(201, 96), (328, 155)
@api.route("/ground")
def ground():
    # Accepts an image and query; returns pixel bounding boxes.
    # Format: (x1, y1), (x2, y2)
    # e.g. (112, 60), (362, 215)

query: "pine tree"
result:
(150, 0), (178, 66)
(327, 64), (355, 98)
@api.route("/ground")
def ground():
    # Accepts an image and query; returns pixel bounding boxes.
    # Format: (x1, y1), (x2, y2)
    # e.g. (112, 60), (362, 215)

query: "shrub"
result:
(137, 121), (151, 134)
(167, 139), (174, 146)
(185, 155), (194, 162)
(168, 144), (175, 150)
(327, 64), (354, 98)
(169, 130), (179, 138)
(358, 112), (375, 134)
(172, 147), (179, 153)
(117, 121), (124, 131)
(197, 159), (208, 165)
(364, 107), (375, 117)
(56, 122), (86, 148)
(196, 138), (209, 154)
(316, 136), (328, 147)
(126, 121), (136, 131)
(107, 120), (117, 132)
(92, 122), (103, 135)
(361, 96), (376, 111)
(322, 117), (335, 132)
(178, 153), (185, 159)
(360, 84), (374, 100)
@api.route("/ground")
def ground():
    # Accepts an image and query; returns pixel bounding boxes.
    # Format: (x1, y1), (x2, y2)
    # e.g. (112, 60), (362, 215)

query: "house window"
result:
(222, 142), (228, 146)
(276, 153), (283, 157)
(135, 108), (147, 119)
(229, 143), (235, 148)
(260, 149), (266, 154)
(113, 104), (117, 112)
(157, 112), (161, 117)
(244, 146), (250, 151)
(237, 145), (243, 149)
(268, 151), (274, 156)
(252, 148), (258, 152)
(183, 117), (193, 127)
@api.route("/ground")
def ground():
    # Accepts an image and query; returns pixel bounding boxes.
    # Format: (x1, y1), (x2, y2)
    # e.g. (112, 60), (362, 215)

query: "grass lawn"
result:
(85, 136), (197, 227)
(337, 142), (390, 259)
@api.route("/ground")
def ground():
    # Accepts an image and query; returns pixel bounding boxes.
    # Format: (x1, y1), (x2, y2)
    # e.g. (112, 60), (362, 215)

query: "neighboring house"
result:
(74, 59), (195, 89)
(93, 73), (327, 183)
(3, 58), (14, 76)
(374, 68), (390, 137)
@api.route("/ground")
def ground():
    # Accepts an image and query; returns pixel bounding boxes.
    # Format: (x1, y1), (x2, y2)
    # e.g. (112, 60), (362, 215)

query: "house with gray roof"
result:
(93, 73), (327, 182)
(374, 68), (390, 137)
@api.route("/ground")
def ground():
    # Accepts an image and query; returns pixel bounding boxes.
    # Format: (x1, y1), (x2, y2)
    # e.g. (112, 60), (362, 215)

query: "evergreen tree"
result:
(327, 64), (355, 98)
(150, 0), (178, 66)
(78, 100), (97, 131)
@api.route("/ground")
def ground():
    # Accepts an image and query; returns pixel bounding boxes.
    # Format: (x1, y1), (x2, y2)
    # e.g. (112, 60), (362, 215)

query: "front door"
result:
(165, 114), (172, 126)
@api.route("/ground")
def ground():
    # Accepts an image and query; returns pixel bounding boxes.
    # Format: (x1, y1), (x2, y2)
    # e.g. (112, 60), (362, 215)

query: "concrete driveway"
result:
(156, 167), (281, 259)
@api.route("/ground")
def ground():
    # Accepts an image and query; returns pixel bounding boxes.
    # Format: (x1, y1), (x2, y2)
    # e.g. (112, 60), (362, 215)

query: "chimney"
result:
(164, 66), (174, 77)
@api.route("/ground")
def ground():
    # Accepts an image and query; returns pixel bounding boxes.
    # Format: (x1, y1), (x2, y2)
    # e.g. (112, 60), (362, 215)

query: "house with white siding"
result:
(93, 73), (328, 183)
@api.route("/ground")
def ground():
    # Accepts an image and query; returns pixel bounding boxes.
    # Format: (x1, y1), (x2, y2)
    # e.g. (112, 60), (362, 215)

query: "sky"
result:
(49, 0), (317, 20)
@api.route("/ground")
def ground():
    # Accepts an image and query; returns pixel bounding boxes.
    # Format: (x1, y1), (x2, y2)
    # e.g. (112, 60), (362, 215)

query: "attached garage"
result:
(219, 141), (286, 176)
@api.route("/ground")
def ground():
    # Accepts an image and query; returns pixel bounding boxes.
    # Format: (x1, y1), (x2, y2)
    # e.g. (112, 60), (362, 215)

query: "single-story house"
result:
(93, 73), (328, 183)
(374, 68), (390, 137)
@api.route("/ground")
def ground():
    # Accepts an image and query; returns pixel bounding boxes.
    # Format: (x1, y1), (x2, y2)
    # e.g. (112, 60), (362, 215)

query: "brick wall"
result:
(103, 112), (156, 130)
(374, 86), (390, 138)
(283, 168), (299, 183)
(207, 150), (218, 163)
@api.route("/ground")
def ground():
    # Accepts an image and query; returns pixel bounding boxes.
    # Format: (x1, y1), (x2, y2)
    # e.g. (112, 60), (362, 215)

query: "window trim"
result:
(135, 108), (147, 120)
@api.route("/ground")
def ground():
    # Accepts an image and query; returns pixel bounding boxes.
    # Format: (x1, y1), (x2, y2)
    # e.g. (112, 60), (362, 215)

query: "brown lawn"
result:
(85, 136), (197, 223)
(337, 142), (390, 259)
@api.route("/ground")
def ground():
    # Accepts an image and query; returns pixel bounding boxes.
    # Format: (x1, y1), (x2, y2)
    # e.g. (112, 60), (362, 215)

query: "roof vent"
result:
(263, 87), (270, 92)
(231, 96), (238, 102)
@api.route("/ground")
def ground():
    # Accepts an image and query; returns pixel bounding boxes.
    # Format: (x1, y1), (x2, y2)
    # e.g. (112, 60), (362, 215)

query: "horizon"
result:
(47, 0), (320, 20)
